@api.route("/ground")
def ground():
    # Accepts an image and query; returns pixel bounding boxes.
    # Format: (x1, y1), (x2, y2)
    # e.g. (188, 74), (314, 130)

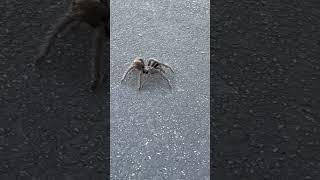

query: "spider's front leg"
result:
(120, 65), (135, 83)
(138, 71), (144, 91)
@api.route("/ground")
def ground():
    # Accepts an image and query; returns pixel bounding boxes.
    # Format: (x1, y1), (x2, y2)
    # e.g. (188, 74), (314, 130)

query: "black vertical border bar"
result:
(105, 0), (111, 179)
(210, 0), (214, 178)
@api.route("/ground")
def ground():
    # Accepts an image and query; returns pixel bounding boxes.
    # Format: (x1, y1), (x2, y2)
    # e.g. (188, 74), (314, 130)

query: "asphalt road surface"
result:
(110, 0), (210, 179)
(1, 1), (109, 179)
(211, 0), (320, 179)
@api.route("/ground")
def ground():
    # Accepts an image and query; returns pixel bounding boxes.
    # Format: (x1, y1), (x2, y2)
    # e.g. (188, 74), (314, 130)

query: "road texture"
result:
(110, 0), (210, 179)
(211, 0), (320, 179)
(1, 1), (109, 179)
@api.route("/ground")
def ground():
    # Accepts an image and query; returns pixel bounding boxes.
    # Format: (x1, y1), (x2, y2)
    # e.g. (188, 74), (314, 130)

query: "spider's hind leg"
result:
(158, 67), (166, 74)
(161, 63), (174, 73)
(159, 71), (172, 89)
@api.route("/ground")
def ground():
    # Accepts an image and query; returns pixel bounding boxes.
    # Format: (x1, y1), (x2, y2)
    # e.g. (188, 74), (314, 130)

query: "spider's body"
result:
(35, 0), (109, 91)
(121, 57), (174, 90)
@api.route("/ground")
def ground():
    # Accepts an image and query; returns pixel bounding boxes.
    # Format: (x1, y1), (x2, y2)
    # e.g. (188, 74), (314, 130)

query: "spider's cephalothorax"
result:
(121, 57), (174, 90)
(34, 0), (110, 91)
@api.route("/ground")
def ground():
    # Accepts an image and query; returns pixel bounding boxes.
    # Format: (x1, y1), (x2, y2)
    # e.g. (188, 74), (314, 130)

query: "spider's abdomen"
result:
(148, 60), (160, 68)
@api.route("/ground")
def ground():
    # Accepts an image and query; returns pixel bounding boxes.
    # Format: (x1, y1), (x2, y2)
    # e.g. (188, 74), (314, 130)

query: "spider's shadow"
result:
(121, 70), (174, 93)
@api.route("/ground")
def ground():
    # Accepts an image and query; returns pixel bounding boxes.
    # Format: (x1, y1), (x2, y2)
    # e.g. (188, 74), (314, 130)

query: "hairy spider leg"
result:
(148, 58), (174, 73)
(160, 63), (174, 73)
(158, 67), (166, 74)
(138, 58), (145, 64)
(141, 68), (172, 90)
(120, 65), (135, 82)
(138, 71), (144, 91)
(159, 71), (172, 89)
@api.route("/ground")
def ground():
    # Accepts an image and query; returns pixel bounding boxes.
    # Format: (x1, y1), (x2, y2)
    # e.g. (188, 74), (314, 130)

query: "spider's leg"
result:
(149, 58), (174, 73)
(159, 72), (172, 89)
(141, 76), (148, 87)
(141, 69), (151, 87)
(34, 14), (76, 64)
(91, 24), (106, 91)
(120, 65), (135, 82)
(138, 71), (143, 91)
(158, 67), (166, 74)
(147, 59), (156, 66)
(161, 63), (174, 73)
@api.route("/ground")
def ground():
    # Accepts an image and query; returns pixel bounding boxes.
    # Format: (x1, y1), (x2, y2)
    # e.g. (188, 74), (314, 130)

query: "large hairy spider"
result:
(121, 57), (174, 90)
(34, 0), (109, 91)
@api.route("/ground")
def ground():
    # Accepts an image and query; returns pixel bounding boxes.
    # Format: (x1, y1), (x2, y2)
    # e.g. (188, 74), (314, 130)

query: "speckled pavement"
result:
(110, 0), (210, 179)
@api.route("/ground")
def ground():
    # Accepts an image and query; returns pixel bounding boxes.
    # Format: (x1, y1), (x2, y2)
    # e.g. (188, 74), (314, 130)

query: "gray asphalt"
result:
(1, 1), (108, 179)
(110, 0), (210, 179)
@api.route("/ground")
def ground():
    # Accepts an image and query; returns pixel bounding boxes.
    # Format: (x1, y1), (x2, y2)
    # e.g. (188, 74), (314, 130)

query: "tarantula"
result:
(121, 57), (174, 90)
(34, 0), (109, 91)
